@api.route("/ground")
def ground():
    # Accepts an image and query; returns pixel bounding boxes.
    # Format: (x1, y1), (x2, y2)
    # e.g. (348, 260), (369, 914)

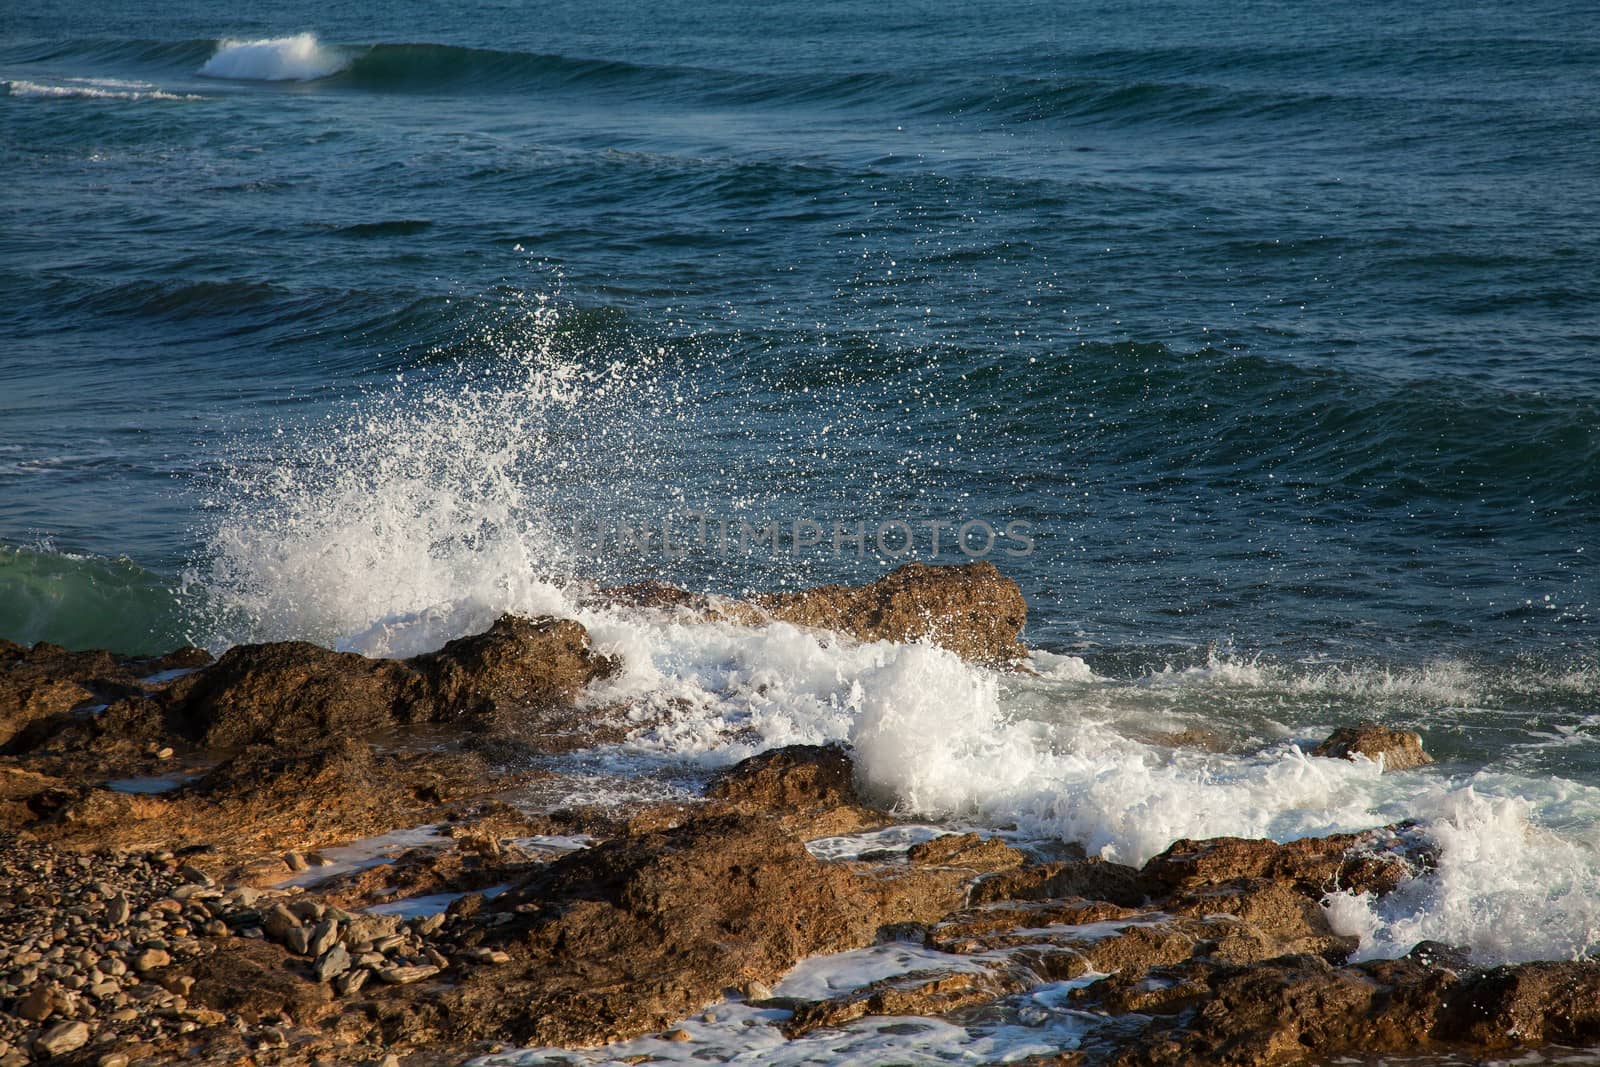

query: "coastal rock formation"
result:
(0, 640), (210, 750)
(157, 614), (619, 749)
(1313, 721), (1434, 772)
(4, 584), (1599, 1067)
(751, 561), (1029, 667)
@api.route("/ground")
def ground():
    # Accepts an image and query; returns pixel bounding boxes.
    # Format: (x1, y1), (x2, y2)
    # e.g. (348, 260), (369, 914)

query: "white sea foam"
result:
(198, 34), (350, 82)
(6, 78), (200, 101)
(1326, 785), (1600, 964)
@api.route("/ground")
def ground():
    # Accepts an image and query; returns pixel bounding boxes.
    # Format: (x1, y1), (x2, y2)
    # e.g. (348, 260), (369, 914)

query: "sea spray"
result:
(198, 34), (350, 81)
(193, 291), (675, 657)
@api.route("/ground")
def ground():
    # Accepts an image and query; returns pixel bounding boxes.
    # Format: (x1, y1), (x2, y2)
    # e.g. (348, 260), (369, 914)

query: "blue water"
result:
(13, 5), (1600, 1051)
(3, 0), (1598, 665)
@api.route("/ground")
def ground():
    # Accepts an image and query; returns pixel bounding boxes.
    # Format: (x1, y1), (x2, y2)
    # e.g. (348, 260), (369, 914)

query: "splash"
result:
(1326, 786), (1600, 964)
(198, 34), (350, 82)
(193, 290), (671, 657)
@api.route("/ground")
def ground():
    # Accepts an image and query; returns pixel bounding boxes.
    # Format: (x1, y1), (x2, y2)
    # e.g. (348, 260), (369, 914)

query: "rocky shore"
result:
(2, 562), (1596, 1066)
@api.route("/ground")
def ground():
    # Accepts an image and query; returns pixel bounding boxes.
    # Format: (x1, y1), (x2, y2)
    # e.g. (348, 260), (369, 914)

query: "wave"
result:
(12, 33), (1409, 129)
(4, 77), (199, 101)
(197, 34), (349, 82)
(0, 546), (189, 655)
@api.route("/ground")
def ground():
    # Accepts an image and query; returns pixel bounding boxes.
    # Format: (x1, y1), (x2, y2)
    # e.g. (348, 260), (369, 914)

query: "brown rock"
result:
(132, 947), (171, 973)
(0, 640), (210, 751)
(969, 857), (1146, 908)
(153, 614), (616, 749)
(706, 743), (859, 810)
(1139, 825), (1431, 899)
(1313, 722), (1433, 772)
(377, 964), (439, 985)
(17, 983), (63, 1021)
(412, 813), (891, 1048)
(905, 832), (1027, 873)
(784, 968), (1022, 1038)
(184, 939), (333, 1024)
(32, 1020), (90, 1058)
(751, 562), (1029, 667)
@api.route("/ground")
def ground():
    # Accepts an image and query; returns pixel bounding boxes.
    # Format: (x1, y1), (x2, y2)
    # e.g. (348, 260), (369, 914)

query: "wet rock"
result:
(783, 968), (1021, 1038)
(970, 857), (1146, 908)
(1313, 722), (1433, 772)
(751, 561), (1030, 667)
(1437, 960), (1600, 1048)
(152, 614), (616, 749)
(706, 743), (859, 810)
(1139, 825), (1430, 899)
(409, 615), (620, 727)
(905, 832), (1027, 873)
(413, 813), (888, 1047)
(0, 641), (210, 751)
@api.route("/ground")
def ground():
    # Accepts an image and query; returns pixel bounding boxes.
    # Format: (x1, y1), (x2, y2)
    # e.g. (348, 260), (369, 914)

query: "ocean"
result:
(4, 0), (1600, 1058)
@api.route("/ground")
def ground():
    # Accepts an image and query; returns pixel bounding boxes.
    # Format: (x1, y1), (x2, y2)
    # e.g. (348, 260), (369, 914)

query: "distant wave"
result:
(13, 33), (1374, 128)
(198, 33), (349, 81)
(5, 77), (199, 101)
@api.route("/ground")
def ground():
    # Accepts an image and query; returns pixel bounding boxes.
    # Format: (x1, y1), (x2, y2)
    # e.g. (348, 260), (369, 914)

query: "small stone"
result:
(227, 886), (262, 907)
(262, 904), (300, 942)
(288, 900), (324, 922)
(307, 918), (339, 957)
(33, 1020), (91, 1057)
(256, 1026), (288, 1049)
(742, 979), (774, 1001)
(336, 968), (370, 996)
(97, 1054), (130, 1067)
(17, 983), (61, 1021)
(132, 948), (170, 973)
(154, 747), (174, 760)
(313, 944), (350, 982)
(283, 852), (309, 872)
(306, 853), (334, 867)
(414, 912), (445, 936)
(662, 1028), (693, 1042)
(379, 1056), (400, 1067)
(106, 895), (131, 925)
(285, 926), (312, 955)
(376, 964), (438, 985)
(157, 975), (194, 997)
(177, 864), (213, 887)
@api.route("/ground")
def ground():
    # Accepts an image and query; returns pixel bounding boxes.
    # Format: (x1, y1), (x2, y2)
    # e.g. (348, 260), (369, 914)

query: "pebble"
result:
(34, 1020), (91, 1057)
(376, 965), (438, 985)
(131, 948), (170, 973)
(313, 944), (351, 983)
(308, 918), (339, 957)
(283, 851), (310, 872)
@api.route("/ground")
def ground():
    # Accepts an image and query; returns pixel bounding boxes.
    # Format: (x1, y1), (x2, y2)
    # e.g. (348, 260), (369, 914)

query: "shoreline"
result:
(2, 563), (1598, 1066)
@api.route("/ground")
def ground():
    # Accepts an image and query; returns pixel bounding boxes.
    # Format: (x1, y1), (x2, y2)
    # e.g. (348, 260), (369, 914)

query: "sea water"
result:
(4, 0), (1600, 1059)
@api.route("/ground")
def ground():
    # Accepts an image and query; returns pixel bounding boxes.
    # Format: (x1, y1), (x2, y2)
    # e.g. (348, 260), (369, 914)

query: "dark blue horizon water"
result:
(3, 0), (1599, 666)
